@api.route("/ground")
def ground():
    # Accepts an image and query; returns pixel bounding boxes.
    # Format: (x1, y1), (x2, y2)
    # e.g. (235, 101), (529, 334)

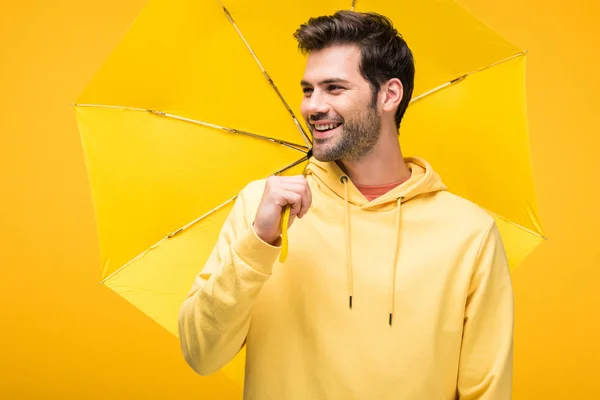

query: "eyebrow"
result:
(300, 78), (351, 87)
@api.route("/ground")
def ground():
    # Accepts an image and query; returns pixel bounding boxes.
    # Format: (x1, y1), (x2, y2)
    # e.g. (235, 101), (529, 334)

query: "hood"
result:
(305, 156), (447, 209)
(301, 155), (447, 325)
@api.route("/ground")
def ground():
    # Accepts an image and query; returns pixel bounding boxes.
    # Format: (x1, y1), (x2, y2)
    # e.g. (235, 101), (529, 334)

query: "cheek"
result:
(336, 93), (360, 110)
(333, 101), (354, 120)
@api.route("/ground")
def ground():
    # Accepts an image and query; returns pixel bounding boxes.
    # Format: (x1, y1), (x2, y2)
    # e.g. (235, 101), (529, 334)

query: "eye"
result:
(328, 85), (344, 92)
(302, 87), (313, 96)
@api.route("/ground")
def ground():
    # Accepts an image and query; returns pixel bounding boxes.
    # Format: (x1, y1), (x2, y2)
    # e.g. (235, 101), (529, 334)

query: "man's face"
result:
(300, 45), (381, 162)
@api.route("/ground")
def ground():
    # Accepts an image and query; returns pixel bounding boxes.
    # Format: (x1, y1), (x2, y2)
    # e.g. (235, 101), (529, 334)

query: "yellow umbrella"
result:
(73, 0), (545, 389)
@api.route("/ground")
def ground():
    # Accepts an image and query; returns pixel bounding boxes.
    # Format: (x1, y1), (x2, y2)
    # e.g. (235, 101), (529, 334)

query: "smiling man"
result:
(179, 11), (514, 400)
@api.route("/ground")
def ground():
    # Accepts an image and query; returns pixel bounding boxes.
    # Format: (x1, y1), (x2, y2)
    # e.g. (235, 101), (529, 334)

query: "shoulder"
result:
(240, 178), (268, 197)
(423, 191), (508, 273)
(236, 178), (268, 210)
(434, 191), (494, 221)
(425, 190), (497, 239)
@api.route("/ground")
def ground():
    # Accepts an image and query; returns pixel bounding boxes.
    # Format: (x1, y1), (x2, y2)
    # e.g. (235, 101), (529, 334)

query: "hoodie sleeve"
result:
(457, 221), (514, 399)
(178, 186), (281, 376)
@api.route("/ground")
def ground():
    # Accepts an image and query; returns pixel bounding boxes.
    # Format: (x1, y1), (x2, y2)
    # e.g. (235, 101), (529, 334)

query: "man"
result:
(179, 10), (513, 400)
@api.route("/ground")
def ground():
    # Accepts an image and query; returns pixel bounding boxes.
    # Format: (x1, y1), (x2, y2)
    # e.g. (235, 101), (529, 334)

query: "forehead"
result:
(302, 44), (363, 84)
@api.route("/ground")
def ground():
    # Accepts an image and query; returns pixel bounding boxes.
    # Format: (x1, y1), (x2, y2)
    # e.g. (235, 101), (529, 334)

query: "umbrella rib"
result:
(219, 2), (313, 149)
(481, 206), (548, 240)
(72, 103), (308, 154)
(410, 51), (528, 104)
(97, 195), (237, 285)
(411, 50), (547, 241)
(351, 0), (356, 11)
(98, 154), (312, 285)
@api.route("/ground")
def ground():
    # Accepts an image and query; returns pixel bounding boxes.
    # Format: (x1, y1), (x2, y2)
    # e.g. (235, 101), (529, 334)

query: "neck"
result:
(337, 125), (411, 186)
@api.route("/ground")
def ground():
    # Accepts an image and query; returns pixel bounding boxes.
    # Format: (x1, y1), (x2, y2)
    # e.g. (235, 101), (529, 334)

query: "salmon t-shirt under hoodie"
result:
(178, 156), (514, 400)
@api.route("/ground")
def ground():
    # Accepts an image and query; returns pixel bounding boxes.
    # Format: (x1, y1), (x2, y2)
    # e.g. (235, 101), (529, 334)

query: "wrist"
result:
(252, 222), (280, 246)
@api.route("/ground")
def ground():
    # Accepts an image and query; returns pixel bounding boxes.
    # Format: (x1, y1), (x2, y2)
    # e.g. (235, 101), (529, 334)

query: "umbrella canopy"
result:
(73, 0), (545, 388)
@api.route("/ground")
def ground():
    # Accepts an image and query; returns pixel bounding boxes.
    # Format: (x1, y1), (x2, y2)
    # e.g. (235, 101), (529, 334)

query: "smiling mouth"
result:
(311, 122), (342, 133)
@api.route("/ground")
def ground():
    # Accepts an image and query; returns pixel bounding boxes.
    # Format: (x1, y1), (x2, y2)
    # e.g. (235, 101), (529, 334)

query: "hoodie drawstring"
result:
(340, 176), (353, 310)
(389, 197), (403, 326)
(340, 175), (404, 326)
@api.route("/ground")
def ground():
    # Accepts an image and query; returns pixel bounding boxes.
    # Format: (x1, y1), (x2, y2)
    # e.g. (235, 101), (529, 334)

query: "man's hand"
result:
(252, 175), (312, 245)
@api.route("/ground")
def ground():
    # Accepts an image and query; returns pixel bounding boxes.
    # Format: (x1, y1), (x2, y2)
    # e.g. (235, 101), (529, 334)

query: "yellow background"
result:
(1, 0), (598, 398)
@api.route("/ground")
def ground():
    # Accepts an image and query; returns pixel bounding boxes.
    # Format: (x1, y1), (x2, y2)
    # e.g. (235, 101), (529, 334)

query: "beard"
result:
(310, 102), (381, 162)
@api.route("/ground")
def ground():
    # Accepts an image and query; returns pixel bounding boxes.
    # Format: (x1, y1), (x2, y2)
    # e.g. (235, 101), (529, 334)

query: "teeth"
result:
(314, 123), (339, 131)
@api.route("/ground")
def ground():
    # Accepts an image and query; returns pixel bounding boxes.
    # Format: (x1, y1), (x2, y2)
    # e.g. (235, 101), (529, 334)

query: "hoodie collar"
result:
(305, 156), (447, 210)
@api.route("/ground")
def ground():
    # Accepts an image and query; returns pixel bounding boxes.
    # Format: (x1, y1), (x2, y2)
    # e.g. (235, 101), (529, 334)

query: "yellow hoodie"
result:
(178, 156), (513, 400)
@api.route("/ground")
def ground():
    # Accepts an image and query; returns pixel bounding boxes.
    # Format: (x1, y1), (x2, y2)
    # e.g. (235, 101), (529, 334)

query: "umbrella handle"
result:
(278, 149), (312, 263)
(279, 205), (291, 263)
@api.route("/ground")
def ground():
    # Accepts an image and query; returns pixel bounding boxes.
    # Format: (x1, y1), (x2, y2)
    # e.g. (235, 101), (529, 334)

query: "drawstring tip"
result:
(349, 296), (353, 309)
(389, 313), (393, 326)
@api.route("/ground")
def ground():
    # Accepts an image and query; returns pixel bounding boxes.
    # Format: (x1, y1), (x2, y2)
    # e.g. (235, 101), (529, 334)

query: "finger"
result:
(301, 182), (312, 218)
(296, 183), (311, 219)
(280, 175), (306, 184)
(284, 190), (303, 216)
(289, 193), (303, 216)
(273, 189), (302, 215)
(280, 182), (311, 218)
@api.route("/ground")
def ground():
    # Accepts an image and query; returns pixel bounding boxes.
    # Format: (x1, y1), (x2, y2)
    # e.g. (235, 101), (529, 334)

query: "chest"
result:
(282, 202), (467, 286)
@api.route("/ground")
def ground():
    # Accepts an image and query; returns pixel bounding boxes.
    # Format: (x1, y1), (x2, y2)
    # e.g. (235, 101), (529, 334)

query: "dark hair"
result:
(294, 10), (415, 130)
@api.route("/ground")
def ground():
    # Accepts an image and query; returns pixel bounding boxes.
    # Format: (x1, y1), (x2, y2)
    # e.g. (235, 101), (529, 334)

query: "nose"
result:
(302, 90), (331, 120)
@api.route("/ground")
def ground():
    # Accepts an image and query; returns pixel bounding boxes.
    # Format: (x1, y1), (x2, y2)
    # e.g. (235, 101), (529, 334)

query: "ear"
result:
(381, 78), (403, 113)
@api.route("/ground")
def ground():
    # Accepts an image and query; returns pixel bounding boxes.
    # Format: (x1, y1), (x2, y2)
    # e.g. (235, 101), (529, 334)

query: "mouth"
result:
(310, 122), (343, 138)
